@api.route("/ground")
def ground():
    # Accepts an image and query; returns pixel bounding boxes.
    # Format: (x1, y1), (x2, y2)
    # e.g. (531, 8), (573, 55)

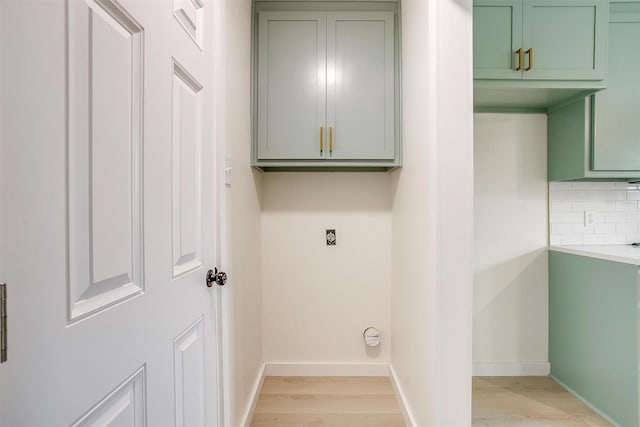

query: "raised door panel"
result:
(173, 0), (204, 49)
(72, 367), (146, 427)
(327, 12), (394, 160)
(592, 4), (640, 171)
(473, 0), (523, 80)
(257, 12), (326, 160)
(174, 317), (206, 427)
(67, 0), (144, 322)
(523, 0), (607, 80)
(172, 60), (204, 277)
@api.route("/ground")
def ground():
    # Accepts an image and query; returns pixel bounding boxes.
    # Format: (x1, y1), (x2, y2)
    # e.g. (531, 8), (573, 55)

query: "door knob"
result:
(206, 268), (227, 287)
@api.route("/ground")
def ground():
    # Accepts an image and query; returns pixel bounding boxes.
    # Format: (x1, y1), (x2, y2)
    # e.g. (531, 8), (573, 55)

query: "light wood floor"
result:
(473, 377), (612, 426)
(250, 376), (611, 426)
(250, 376), (405, 426)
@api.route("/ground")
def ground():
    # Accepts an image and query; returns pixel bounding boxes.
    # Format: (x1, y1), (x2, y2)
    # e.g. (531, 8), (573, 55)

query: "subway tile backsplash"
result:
(549, 182), (640, 246)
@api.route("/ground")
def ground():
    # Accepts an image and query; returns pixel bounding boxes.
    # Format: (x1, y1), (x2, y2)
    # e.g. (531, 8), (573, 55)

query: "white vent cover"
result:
(363, 327), (381, 347)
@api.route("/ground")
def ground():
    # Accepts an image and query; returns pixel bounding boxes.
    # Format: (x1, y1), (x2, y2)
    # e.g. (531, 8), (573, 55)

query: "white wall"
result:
(473, 114), (549, 376)
(221, 0), (264, 425)
(391, 0), (473, 425)
(433, 2), (474, 423)
(261, 173), (392, 365)
(390, 0), (438, 422)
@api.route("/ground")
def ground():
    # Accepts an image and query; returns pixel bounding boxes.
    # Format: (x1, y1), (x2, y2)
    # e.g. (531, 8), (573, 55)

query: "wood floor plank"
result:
(260, 376), (397, 396)
(250, 413), (406, 427)
(255, 393), (401, 415)
(250, 376), (405, 427)
(472, 377), (612, 427)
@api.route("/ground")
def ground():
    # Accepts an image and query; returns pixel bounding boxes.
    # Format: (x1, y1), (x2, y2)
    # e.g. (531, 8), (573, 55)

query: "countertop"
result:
(549, 245), (640, 266)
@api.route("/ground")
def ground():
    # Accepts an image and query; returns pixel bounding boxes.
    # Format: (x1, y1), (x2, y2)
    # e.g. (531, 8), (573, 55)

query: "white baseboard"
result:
(388, 363), (417, 427)
(473, 361), (550, 376)
(264, 362), (390, 376)
(241, 362), (266, 427)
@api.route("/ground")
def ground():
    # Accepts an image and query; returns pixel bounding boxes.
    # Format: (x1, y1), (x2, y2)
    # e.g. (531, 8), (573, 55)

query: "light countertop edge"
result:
(549, 245), (640, 266)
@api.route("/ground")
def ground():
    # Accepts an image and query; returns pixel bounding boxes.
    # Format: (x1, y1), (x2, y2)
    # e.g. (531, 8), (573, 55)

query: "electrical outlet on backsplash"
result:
(549, 182), (640, 246)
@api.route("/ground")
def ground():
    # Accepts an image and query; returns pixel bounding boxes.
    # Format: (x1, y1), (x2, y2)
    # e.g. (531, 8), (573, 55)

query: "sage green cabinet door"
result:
(523, 0), (607, 80)
(592, 3), (640, 171)
(473, 0), (606, 81)
(473, 0), (523, 79)
(327, 12), (395, 160)
(549, 251), (639, 427)
(257, 12), (326, 160)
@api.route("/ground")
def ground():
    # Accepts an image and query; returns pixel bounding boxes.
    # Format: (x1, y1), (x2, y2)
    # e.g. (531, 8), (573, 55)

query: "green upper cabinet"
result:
(473, 1), (523, 80)
(257, 12), (326, 161)
(327, 12), (395, 162)
(523, 1), (607, 81)
(548, 1), (640, 180)
(474, 0), (608, 111)
(253, 5), (399, 170)
(591, 1), (640, 171)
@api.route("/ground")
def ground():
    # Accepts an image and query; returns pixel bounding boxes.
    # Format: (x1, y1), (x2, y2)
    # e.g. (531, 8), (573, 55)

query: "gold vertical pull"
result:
(525, 48), (533, 71)
(329, 126), (333, 156)
(1, 283), (6, 363)
(515, 48), (523, 71)
(320, 127), (324, 155)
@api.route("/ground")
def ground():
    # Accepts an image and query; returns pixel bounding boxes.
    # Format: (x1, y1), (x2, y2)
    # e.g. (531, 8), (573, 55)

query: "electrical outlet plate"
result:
(584, 211), (595, 226)
(326, 229), (336, 245)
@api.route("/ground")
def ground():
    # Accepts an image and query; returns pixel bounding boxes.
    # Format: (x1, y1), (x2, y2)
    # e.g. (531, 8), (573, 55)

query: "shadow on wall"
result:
(472, 113), (547, 201)
(260, 172), (392, 212)
(473, 249), (549, 361)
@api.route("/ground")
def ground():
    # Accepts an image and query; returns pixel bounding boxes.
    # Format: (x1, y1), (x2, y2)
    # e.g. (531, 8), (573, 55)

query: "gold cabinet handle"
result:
(525, 48), (533, 71)
(320, 127), (324, 155)
(329, 126), (333, 156)
(515, 48), (523, 71)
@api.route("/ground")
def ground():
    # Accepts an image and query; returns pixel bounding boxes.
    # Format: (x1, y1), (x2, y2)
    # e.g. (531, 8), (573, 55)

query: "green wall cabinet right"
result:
(473, 0), (523, 80)
(548, 1), (640, 181)
(474, 0), (607, 81)
(473, 0), (608, 110)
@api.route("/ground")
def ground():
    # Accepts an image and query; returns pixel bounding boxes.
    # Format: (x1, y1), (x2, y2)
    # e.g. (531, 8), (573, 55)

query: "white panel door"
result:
(0, 1), (224, 426)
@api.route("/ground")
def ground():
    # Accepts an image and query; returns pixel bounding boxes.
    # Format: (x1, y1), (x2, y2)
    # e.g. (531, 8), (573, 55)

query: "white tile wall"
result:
(549, 182), (640, 245)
